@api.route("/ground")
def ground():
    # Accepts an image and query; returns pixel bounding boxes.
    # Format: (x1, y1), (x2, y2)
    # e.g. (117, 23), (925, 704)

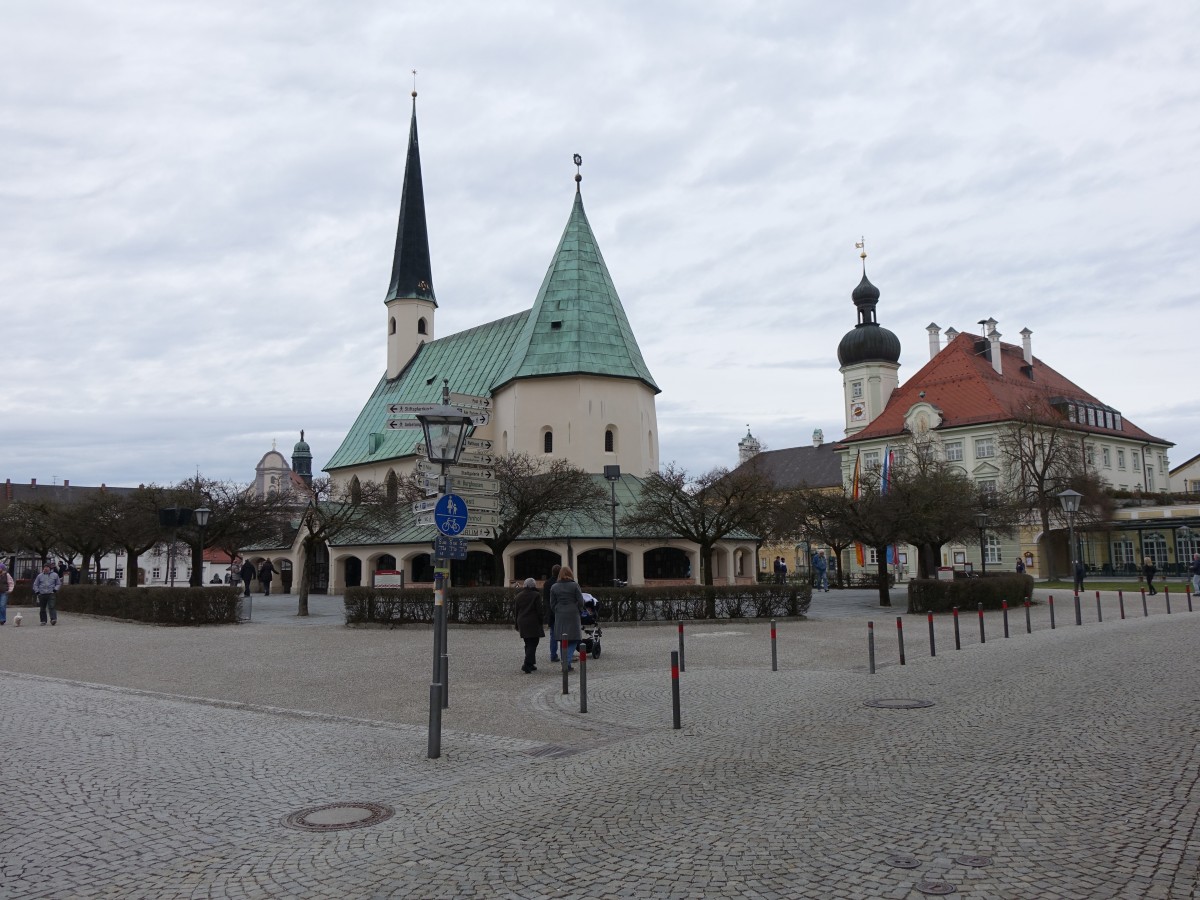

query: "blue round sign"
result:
(434, 493), (469, 536)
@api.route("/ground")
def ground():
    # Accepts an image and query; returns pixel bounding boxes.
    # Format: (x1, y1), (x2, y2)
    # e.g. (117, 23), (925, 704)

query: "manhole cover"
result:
(863, 698), (936, 709)
(282, 802), (394, 832)
(956, 855), (992, 867)
(915, 882), (957, 896)
(885, 855), (921, 869)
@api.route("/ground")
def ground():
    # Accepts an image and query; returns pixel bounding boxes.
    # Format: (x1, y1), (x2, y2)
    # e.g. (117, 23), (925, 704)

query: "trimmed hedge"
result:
(49, 585), (242, 625)
(906, 574), (1034, 614)
(345, 582), (813, 626)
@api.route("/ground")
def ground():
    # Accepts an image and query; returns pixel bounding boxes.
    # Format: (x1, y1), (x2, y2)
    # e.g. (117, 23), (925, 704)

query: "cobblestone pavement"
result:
(1, 591), (1198, 898)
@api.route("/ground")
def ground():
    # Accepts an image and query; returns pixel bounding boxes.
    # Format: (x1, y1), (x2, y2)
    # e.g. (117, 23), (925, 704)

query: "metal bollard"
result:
(896, 617), (906, 665)
(1024, 598), (1031, 634)
(1002, 600), (1010, 638)
(1118, 590), (1125, 619)
(868, 621), (876, 674)
(927, 611), (936, 657)
(579, 649), (588, 714)
(978, 602), (986, 644)
(1049, 595), (1055, 630)
(1095, 590), (1102, 623)
(1074, 592), (1082, 627)
(670, 650), (681, 729)
(1165, 587), (1171, 615)
(770, 618), (778, 672)
(677, 621), (686, 673)
(1141, 589), (1148, 617)
(561, 637), (570, 695)
(953, 606), (961, 649)
(1188, 587), (1193, 613)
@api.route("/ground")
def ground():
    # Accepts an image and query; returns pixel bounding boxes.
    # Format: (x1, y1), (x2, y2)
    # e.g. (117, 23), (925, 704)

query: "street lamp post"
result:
(604, 465), (621, 586)
(415, 380), (473, 760)
(1057, 489), (1083, 580)
(974, 511), (990, 575)
(192, 507), (211, 587)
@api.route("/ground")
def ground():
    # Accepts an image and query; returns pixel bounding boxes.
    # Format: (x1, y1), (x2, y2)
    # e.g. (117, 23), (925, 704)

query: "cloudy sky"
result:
(4, 1), (1198, 489)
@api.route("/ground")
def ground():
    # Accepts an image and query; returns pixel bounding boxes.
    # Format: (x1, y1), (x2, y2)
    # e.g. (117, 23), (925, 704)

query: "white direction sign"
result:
(459, 451), (495, 466)
(386, 403), (438, 416)
(466, 512), (500, 526)
(448, 476), (499, 495)
(455, 493), (498, 511)
(464, 438), (493, 450)
(386, 418), (425, 430)
(413, 513), (436, 527)
(460, 524), (495, 538)
(411, 498), (440, 515)
(448, 392), (492, 410)
(457, 409), (490, 426)
(447, 464), (493, 479)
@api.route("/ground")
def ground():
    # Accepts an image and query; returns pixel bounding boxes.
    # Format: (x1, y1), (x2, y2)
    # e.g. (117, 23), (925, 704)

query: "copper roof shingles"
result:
(842, 333), (1169, 446)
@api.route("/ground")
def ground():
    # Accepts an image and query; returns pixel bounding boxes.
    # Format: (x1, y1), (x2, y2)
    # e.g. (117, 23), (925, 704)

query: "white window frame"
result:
(944, 441), (963, 462)
(1117, 449), (1126, 470)
(984, 534), (1002, 564)
(975, 437), (995, 459)
(1102, 447), (1111, 468)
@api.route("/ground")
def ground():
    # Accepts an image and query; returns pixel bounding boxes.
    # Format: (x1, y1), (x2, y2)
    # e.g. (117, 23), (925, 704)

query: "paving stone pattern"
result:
(1, 590), (1198, 898)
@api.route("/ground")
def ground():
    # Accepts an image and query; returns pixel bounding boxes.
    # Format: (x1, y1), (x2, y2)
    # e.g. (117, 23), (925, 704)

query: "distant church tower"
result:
(837, 243), (901, 437)
(385, 90), (437, 379)
(738, 427), (762, 465)
(292, 431), (313, 487)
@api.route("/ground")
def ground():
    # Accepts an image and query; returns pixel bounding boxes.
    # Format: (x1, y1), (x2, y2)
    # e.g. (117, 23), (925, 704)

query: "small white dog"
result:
(13, 612), (22, 627)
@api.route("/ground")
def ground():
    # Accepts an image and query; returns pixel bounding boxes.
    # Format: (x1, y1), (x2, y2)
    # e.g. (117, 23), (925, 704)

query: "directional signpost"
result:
(387, 403), (438, 415)
(447, 475), (498, 495)
(460, 524), (495, 538)
(448, 392), (492, 410)
(386, 418), (425, 430)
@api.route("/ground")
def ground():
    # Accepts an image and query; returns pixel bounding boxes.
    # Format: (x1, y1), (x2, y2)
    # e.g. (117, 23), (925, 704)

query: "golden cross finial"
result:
(573, 153), (583, 190)
(856, 237), (866, 260)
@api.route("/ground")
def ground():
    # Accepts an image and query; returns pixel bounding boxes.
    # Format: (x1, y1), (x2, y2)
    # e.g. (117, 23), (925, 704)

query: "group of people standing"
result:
(512, 563), (587, 674)
(236, 558), (278, 597)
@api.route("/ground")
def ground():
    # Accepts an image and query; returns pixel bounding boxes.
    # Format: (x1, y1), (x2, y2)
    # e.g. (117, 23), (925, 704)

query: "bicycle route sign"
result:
(434, 493), (469, 536)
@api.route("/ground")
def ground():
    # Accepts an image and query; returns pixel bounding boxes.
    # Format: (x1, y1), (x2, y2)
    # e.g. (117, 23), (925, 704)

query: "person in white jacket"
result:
(32, 564), (62, 625)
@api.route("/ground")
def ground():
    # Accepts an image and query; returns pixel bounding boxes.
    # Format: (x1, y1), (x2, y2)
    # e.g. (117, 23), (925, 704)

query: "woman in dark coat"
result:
(513, 578), (544, 674)
(258, 559), (278, 596)
(549, 565), (586, 670)
(1143, 556), (1158, 596)
(239, 559), (255, 597)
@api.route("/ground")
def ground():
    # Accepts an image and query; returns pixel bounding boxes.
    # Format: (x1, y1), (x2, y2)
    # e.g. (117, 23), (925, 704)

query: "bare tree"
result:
(106, 486), (171, 587)
(622, 462), (775, 590)
(481, 453), (607, 583)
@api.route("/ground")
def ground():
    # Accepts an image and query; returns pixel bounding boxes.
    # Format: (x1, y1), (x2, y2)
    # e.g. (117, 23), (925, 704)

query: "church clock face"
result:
(851, 402), (866, 422)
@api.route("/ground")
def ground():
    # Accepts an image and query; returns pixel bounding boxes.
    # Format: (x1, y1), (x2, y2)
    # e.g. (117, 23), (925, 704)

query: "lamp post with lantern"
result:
(1057, 489), (1083, 579)
(974, 511), (990, 575)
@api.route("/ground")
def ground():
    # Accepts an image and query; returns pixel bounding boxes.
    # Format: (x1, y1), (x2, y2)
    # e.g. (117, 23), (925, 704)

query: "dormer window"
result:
(551, 321), (563, 330)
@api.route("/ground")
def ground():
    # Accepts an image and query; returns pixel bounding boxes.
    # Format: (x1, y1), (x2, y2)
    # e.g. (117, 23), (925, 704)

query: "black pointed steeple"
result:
(384, 95), (437, 307)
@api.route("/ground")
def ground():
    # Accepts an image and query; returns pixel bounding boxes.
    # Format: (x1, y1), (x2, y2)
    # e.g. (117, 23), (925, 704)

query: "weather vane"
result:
(856, 236), (866, 260)
(573, 153), (583, 189)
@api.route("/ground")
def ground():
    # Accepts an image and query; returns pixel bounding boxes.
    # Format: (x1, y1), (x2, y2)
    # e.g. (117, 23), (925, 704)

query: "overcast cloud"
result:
(3, 1), (1197, 488)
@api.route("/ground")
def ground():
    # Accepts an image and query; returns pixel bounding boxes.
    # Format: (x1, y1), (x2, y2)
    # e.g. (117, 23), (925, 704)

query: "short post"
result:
(770, 618), (778, 672)
(670, 650), (681, 729)
(1095, 590), (1102, 623)
(579, 649), (588, 714)
(1049, 594), (1056, 629)
(977, 602), (986, 644)
(1188, 587), (1194, 612)
(677, 621), (686, 673)
(1141, 589), (1148, 617)
(1074, 591), (1082, 627)
(1165, 586), (1172, 615)
(868, 621), (876, 674)
(1002, 600), (1010, 638)
(427, 574), (445, 760)
(953, 606), (961, 650)
(1024, 598), (1031, 634)
(1118, 590), (1125, 619)
(927, 611), (936, 657)
(896, 616), (906, 665)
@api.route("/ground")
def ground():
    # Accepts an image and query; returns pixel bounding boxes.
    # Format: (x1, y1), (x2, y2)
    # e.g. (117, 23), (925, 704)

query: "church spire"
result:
(384, 91), (436, 307)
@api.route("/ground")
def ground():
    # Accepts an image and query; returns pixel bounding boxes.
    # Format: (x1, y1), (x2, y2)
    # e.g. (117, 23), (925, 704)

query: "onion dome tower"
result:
(291, 430), (313, 487)
(838, 241), (901, 436)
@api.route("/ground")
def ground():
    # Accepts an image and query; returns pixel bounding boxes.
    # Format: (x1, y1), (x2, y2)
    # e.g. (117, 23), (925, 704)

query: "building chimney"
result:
(1020, 327), (1033, 365)
(30, 478), (36, 487)
(988, 327), (1003, 375)
(812, 428), (824, 447)
(926, 322), (941, 360)
(945, 327), (959, 342)
(63, 479), (69, 487)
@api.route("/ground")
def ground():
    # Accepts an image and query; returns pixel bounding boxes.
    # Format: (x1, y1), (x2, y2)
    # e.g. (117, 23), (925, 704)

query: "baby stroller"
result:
(578, 594), (603, 657)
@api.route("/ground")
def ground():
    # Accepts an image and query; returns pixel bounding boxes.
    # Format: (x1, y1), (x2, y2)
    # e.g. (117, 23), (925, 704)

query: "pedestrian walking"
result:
(543, 563), (561, 662)
(779, 557), (788, 583)
(813, 550), (829, 592)
(513, 577), (544, 674)
(549, 565), (586, 670)
(32, 563), (62, 626)
(1143, 556), (1158, 595)
(1073, 559), (1086, 592)
(0, 564), (12, 625)
(239, 559), (256, 597)
(258, 559), (278, 596)
(1015, 559), (1025, 575)
(1190, 553), (1200, 595)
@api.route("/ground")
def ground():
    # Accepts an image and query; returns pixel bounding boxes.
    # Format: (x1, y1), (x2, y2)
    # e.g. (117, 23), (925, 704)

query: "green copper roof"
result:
(494, 191), (658, 392)
(325, 312), (528, 471)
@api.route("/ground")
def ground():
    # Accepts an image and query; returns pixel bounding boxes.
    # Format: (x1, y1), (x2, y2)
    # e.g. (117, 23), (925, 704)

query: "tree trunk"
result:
(876, 546), (891, 607)
(297, 540), (311, 617)
(125, 547), (139, 588)
(1039, 507), (1055, 580)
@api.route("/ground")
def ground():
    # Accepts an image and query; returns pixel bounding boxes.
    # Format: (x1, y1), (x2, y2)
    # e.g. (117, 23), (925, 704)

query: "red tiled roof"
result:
(841, 332), (1170, 446)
